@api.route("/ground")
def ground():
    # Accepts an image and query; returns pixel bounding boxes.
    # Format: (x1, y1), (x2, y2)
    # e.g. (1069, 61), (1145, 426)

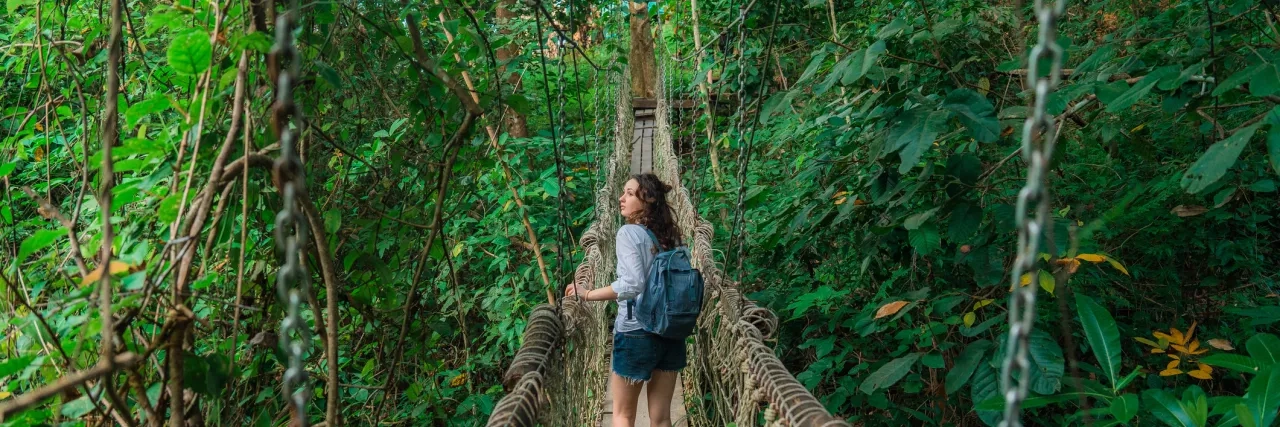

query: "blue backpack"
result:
(627, 227), (705, 340)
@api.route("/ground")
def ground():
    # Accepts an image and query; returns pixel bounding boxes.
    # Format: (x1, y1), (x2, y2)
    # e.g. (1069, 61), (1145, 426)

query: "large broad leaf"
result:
(1105, 66), (1178, 113)
(0, 354), (36, 378)
(888, 108), (950, 173)
(125, 94), (172, 127)
(1243, 366), (1280, 427)
(815, 55), (853, 95)
(1250, 63), (1280, 97)
(795, 50), (831, 85)
(1213, 62), (1266, 96)
(1029, 329), (1065, 395)
(1181, 124), (1262, 194)
(1201, 353), (1260, 374)
(1247, 334), (1280, 367)
(1143, 389), (1200, 427)
(18, 228), (65, 260)
(859, 352), (922, 395)
(971, 361), (1002, 426)
(908, 222), (941, 256)
(841, 40), (886, 85)
(943, 89), (1001, 143)
(946, 339), (992, 394)
(948, 202), (983, 242)
(1076, 293), (1122, 391)
(1111, 393), (1139, 423)
(167, 29), (213, 76)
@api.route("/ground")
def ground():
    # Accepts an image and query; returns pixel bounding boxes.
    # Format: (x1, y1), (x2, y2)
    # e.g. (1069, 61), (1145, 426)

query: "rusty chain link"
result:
(270, 3), (311, 424)
(1000, 1), (1066, 426)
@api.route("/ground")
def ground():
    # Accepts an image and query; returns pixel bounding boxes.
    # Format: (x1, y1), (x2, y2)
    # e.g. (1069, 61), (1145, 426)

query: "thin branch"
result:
(0, 353), (140, 420)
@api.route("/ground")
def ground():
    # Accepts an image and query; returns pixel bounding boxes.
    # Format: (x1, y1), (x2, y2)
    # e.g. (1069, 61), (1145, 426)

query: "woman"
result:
(567, 173), (685, 427)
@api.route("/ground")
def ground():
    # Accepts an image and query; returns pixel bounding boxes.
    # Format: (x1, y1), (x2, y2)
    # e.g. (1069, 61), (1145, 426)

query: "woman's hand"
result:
(564, 282), (590, 299)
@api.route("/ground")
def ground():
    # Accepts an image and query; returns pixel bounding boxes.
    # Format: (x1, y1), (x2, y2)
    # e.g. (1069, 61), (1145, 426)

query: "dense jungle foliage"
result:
(2, 0), (1280, 425)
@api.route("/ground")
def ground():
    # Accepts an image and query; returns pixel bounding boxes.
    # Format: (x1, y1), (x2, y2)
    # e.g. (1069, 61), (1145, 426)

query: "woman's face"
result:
(619, 179), (646, 220)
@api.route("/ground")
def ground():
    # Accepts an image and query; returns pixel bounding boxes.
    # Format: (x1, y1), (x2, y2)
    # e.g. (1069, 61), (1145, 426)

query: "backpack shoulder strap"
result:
(639, 226), (661, 251)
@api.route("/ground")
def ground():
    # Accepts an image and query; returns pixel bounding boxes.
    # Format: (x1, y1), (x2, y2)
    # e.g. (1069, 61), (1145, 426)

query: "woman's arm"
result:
(581, 286), (619, 301)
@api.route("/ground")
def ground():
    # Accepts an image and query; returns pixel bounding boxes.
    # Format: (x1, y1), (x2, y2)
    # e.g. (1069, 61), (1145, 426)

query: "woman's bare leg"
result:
(611, 372), (645, 427)
(646, 370), (679, 427)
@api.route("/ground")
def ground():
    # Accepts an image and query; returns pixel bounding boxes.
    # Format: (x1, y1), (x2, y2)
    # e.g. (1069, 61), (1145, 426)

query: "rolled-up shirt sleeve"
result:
(610, 227), (645, 301)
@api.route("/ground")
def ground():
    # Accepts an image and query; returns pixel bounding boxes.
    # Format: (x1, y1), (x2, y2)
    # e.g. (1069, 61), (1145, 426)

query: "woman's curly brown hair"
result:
(627, 173), (682, 251)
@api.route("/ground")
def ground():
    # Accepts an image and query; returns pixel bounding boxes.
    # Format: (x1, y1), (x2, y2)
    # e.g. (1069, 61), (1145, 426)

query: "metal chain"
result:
(726, 0), (751, 283)
(1000, 0), (1066, 426)
(270, 4), (311, 425)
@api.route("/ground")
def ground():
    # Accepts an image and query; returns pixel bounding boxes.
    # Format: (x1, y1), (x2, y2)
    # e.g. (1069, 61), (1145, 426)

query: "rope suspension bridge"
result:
(486, 0), (1068, 425)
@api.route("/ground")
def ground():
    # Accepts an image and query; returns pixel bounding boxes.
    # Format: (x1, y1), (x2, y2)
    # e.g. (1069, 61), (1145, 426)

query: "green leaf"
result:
(904, 207), (940, 230)
(841, 40), (886, 85)
(1037, 270), (1055, 295)
(1143, 388), (1199, 427)
(795, 50), (830, 84)
(1200, 353), (1260, 374)
(815, 55), (853, 95)
(945, 339), (991, 395)
(859, 352), (922, 395)
(317, 61), (343, 91)
(182, 352), (230, 396)
(1111, 393), (1139, 423)
(158, 193), (182, 224)
(888, 108), (949, 174)
(167, 30), (213, 76)
(971, 363), (1002, 426)
(1243, 366), (1280, 427)
(876, 17), (908, 39)
(1252, 180), (1277, 193)
(1214, 63), (1266, 97)
(1076, 293), (1122, 391)
(324, 209), (341, 234)
(943, 89), (1001, 142)
(1029, 329), (1065, 395)
(61, 394), (96, 418)
(18, 228), (65, 260)
(6, 0), (31, 14)
(234, 32), (272, 53)
(1105, 66), (1177, 113)
(0, 354), (36, 378)
(1181, 124), (1262, 194)
(948, 203), (983, 242)
(506, 93), (531, 116)
(1250, 64), (1280, 97)
(125, 94), (172, 128)
(1247, 334), (1280, 367)
(961, 315), (1004, 337)
(908, 222), (941, 256)
(0, 161), (16, 178)
(1268, 125), (1280, 177)
(542, 180), (560, 198)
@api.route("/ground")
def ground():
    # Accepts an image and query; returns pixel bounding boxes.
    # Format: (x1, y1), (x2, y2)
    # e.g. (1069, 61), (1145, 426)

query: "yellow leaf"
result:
(1151, 348), (1166, 354)
(1172, 344), (1189, 354)
(1020, 272), (1033, 286)
(81, 261), (132, 287)
(1187, 370), (1212, 380)
(0, 391), (10, 400)
(1208, 339), (1235, 351)
(833, 190), (849, 199)
(834, 197), (846, 205)
(1131, 123), (1146, 132)
(975, 299), (994, 310)
(1197, 363), (1213, 374)
(1153, 332), (1175, 343)
(1038, 270), (1055, 295)
(1168, 354), (1181, 360)
(1075, 254), (1105, 263)
(1101, 255), (1130, 276)
(566, 176), (574, 182)
(450, 373), (468, 387)
(1160, 368), (1183, 376)
(963, 312), (976, 327)
(875, 301), (910, 320)
(1166, 360), (1181, 371)
(1188, 340), (1200, 354)
(1170, 328), (1186, 346)
(1186, 321), (1198, 342)
(978, 77), (991, 96)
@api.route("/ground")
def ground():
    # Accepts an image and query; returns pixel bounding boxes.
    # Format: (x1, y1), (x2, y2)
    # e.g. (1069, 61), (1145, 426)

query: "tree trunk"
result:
(690, 0), (723, 191)
(496, 0), (528, 138)
(629, 1), (656, 99)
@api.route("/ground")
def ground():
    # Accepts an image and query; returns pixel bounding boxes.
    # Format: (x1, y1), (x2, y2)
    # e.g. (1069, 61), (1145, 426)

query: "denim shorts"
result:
(612, 331), (687, 382)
